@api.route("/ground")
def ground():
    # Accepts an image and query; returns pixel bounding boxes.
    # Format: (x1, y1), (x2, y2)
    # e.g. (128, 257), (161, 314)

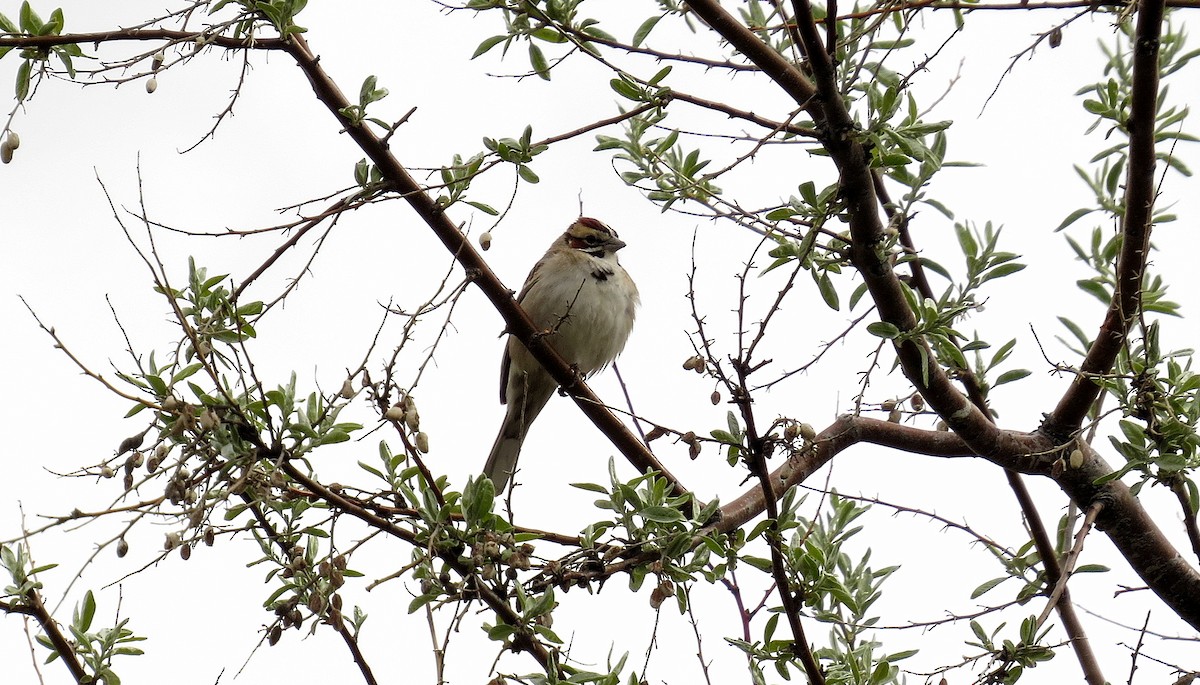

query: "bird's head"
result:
(565, 217), (626, 256)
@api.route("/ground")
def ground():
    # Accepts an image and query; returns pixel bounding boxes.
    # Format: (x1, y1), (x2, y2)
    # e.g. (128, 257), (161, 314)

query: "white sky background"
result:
(1, 1), (1198, 684)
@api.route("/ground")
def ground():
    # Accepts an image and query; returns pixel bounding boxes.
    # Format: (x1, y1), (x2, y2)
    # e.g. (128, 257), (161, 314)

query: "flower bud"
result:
(1069, 449), (1084, 469)
(199, 408), (218, 430)
(146, 77), (158, 93)
(385, 405), (405, 421)
(339, 378), (355, 399)
(415, 431), (430, 453)
(6, 131), (18, 150)
(307, 592), (325, 614)
(479, 231), (493, 250)
(650, 586), (667, 609)
(1, 140), (13, 165)
(910, 394), (925, 411)
(152, 50), (165, 71)
(799, 423), (816, 441)
(710, 390), (720, 405)
(116, 538), (129, 557)
(888, 407), (902, 423)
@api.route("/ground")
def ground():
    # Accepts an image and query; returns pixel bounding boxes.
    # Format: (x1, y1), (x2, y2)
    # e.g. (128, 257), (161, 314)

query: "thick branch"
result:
(682, 0), (1011, 460)
(1043, 0), (1165, 437)
(11, 591), (89, 683)
(716, 415), (1200, 628)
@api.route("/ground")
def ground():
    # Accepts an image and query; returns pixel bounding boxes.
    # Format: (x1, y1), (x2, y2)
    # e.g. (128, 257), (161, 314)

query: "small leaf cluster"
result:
(40, 590), (146, 685)
(595, 108), (721, 212)
(1, 2), (83, 100)
(710, 410), (749, 465)
(607, 66), (672, 105)
(966, 616), (1056, 685)
(835, 5), (969, 212)
(733, 493), (911, 685)
(1077, 21), (1197, 168)
(434, 152), (499, 214)
(468, 0), (614, 80)
(378, 475), (567, 653)
(1097, 325), (1199, 495)
(576, 462), (720, 612)
(1061, 21), (1195, 234)
(762, 182), (858, 311)
(1062, 226), (1180, 318)
(866, 222), (1027, 389)
(736, 0), (796, 57)
(972, 515), (1109, 614)
(212, 0), (307, 37)
(860, 67), (954, 176)
(340, 74), (390, 129)
(512, 651), (640, 685)
(484, 124), (547, 184)
(1, 543), (56, 605)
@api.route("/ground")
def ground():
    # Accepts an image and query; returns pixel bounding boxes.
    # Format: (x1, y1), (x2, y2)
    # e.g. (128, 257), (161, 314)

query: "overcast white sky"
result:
(1, 1), (1198, 683)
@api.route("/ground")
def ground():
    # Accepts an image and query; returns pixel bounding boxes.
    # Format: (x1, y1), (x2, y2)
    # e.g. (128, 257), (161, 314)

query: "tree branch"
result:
(0, 29), (288, 51)
(1042, 0), (1165, 438)
(714, 415), (1200, 629)
(278, 34), (691, 503)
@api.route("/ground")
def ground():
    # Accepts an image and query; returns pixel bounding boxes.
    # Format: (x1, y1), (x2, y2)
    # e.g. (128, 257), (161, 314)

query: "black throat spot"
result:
(592, 265), (615, 281)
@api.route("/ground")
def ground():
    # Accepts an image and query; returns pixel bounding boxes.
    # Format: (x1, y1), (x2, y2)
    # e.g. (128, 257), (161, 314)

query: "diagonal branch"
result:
(277, 35), (691, 503)
(1042, 0), (1166, 438)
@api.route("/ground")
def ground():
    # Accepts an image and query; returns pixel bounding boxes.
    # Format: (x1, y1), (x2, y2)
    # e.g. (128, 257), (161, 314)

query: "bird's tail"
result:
(483, 426), (523, 491)
(483, 384), (553, 490)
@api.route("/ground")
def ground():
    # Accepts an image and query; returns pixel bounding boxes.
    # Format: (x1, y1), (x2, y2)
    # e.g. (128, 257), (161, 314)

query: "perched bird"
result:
(483, 217), (639, 490)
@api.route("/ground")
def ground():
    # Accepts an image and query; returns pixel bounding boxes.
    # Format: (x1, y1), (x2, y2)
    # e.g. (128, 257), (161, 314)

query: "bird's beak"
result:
(609, 237), (627, 251)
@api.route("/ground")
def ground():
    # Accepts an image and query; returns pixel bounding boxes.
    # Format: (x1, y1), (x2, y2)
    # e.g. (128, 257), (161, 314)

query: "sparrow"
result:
(483, 217), (640, 490)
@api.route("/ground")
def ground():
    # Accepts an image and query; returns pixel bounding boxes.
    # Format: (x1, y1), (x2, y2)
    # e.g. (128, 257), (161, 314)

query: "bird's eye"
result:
(585, 234), (601, 245)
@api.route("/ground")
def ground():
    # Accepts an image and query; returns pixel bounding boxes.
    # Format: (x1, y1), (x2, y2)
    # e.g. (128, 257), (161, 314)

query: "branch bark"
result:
(1042, 0), (1165, 438)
